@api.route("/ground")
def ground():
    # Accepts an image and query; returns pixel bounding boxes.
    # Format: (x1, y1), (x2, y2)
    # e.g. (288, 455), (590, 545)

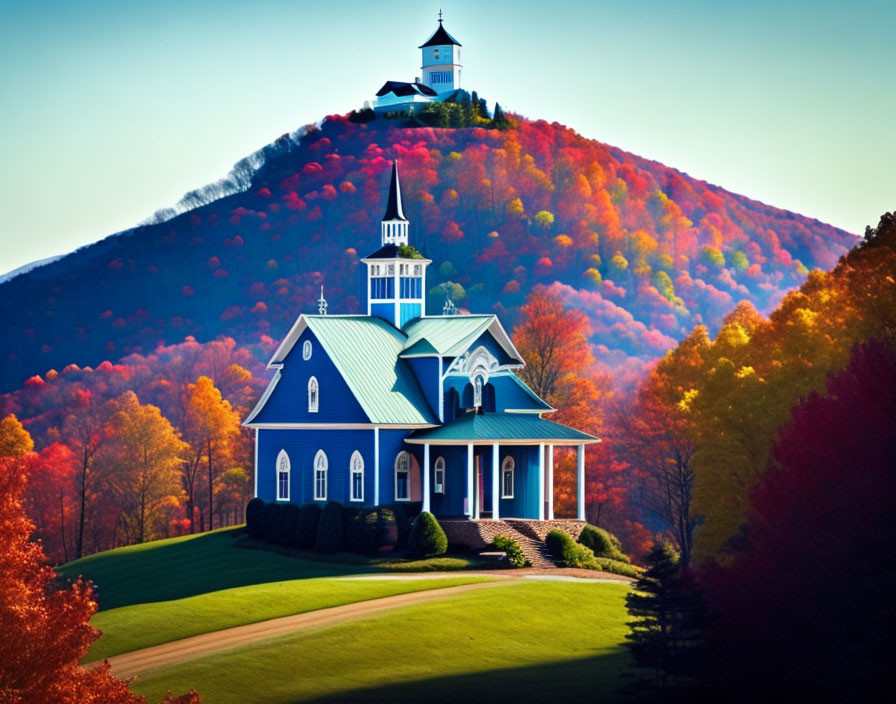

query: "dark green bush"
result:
(578, 524), (631, 563)
(346, 509), (379, 556)
(546, 529), (595, 568)
(406, 511), (448, 557)
(376, 507), (398, 554)
(296, 503), (321, 549)
(314, 501), (345, 553)
(277, 504), (300, 546)
(259, 502), (278, 543)
(493, 535), (528, 568)
(385, 502), (421, 549)
(245, 498), (265, 539)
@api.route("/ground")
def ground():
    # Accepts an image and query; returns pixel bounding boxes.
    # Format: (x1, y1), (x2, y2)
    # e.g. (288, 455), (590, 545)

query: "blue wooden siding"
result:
(370, 302), (394, 323)
(497, 445), (540, 518)
(467, 330), (518, 366)
(405, 357), (440, 419)
(257, 428), (376, 506)
(252, 328), (368, 424)
(377, 429), (413, 503)
(400, 303), (421, 327)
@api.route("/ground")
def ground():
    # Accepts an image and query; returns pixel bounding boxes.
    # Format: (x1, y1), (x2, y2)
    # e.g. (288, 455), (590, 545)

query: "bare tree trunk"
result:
(207, 437), (214, 532)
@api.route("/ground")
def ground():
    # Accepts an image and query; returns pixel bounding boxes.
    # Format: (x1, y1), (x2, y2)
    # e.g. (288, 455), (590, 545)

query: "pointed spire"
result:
(317, 285), (328, 315)
(382, 160), (407, 222)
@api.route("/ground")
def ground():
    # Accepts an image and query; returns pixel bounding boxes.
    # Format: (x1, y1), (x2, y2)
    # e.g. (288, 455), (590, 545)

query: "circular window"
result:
(302, 340), (312, 360)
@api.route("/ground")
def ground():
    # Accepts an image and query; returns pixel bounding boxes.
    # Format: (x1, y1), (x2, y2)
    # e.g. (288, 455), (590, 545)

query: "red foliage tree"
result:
(700, 340), (896, 701)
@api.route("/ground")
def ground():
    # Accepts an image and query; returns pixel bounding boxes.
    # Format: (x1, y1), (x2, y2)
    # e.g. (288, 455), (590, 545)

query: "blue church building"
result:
(244, 162), (597, 521)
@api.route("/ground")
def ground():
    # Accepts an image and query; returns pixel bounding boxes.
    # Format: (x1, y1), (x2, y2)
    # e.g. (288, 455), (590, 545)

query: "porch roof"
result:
(405, 412), (599, 446)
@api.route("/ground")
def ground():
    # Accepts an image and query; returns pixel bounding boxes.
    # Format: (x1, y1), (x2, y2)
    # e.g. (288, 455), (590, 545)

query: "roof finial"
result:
(317, 285), (328, 315)
(438, 9), (443, 24)
(442, 289), (457, 316)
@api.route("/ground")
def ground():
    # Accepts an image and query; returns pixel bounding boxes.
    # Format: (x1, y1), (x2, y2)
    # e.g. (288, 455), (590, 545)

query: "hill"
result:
(0, 113), (856, 392)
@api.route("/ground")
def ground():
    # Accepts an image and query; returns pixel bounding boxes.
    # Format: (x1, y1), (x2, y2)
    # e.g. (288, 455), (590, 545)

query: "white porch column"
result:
(492, 443), (500, 520)
(547, 444), (554, 520)
(577, 443), (586, 521)
(466, 443), (474, 518)
(374, 428), (380, 505)
(537, 442), (545, 520)
(422, 443), (431, 514)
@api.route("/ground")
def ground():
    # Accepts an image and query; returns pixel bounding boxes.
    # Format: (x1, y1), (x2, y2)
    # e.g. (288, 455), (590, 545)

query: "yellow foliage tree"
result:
(0, 415), (34, 458)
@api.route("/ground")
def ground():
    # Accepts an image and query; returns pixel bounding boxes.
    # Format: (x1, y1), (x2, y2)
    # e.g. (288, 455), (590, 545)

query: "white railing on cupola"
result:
(381, 219), (409, 246)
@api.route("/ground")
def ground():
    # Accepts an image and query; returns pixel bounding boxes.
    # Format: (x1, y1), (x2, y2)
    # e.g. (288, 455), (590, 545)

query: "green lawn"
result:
(87, 575), (492, 661)
(131, 581), (632, 704)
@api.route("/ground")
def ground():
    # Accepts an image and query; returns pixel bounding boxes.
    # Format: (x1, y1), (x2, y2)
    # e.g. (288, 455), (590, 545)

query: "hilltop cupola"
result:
(363, 161), (431, 328)
(419, 11), (462, 95)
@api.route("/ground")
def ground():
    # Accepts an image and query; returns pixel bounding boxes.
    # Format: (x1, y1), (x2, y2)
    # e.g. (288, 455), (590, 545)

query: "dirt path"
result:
(99, 581), (510, 678)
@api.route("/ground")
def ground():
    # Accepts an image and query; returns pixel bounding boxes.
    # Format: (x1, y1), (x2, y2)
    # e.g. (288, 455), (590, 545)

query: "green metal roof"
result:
(401, 315), (496, 357)
(405, 413), (598, 445)
(304, 316), (437, 425)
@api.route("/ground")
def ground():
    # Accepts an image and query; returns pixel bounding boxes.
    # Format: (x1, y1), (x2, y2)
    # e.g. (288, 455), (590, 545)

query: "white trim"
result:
(243, 369), (282, 426)
(434, 456), (446, 494)
(422, 444), (430, 513)
(302, 340), (313, 360)
(253, 428), (259, 497)
(276, 449), (291, 502)
(577, 444), (586, 521)
(314, 449), (328, 501)
(501, 456), (515, 499)
(547, 445), (554, 520)
(245, 422), (436, 430)
(438, 356), (444, 422)
(491, 444), (500, 520)
(466, 444), (474, 517)
(350, 450), (364, 502)
(374, 428), (380, 505)
(537, 442), (545, 520)
(405, 438), (600, 446)
(394, 451), (411, 502)
(308, 376), (319, 413)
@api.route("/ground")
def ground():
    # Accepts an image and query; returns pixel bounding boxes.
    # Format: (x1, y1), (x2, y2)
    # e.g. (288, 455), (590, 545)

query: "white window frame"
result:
(276, 449), (290, 501)
(308, 376), (319, 413)
(395, 451), (411, 502)
(434, 456), (445, 494)
(473, 375), (483, 408)
(314, 449), (328, 501)
(350, 450), (364, 502)
(501, 456), (515, 499)
(302, 340), (312, 360)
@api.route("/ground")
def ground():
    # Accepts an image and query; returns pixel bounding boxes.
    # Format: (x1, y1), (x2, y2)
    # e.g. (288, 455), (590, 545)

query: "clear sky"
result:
(0, 0), (893, 274)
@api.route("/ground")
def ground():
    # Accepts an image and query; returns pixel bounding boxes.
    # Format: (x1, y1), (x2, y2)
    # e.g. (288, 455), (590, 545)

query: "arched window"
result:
(434, 456), (446, 494)
(276, 450), (290, 501)
(313, 450), (328, 500)
(302, 340), (312, 360)
(501, 456), (515, 499)
(473, 375), (484, 408)
(350, 451), (364, 502)
(395, 451), (410, 501)
(308, 376), (319, 413)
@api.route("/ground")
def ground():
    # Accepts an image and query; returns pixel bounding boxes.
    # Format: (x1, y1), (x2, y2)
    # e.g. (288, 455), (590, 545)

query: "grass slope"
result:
(131, 581), (631, 704)
(87, 575), (492, 661)
(57, 528), (376, 610)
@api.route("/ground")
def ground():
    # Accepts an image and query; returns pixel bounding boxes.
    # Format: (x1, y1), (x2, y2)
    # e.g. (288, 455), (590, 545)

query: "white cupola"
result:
(419, 12), (462, 95)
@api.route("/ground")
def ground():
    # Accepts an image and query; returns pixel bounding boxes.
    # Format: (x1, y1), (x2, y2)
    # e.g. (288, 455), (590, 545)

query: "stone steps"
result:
(438, 518), (583, 568)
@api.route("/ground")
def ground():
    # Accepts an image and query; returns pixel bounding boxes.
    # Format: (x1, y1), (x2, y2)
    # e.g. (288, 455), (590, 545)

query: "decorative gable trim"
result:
(243, 369), (282, 426)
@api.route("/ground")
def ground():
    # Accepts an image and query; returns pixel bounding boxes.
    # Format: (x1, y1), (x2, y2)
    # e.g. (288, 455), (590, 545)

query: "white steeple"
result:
(419, 11), (462, 95)
(380, 160), (409, 246)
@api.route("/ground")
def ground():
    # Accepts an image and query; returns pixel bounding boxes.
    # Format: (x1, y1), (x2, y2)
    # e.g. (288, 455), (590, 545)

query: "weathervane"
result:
(438, 8), (443, 23)
(317, 285), (328, 315)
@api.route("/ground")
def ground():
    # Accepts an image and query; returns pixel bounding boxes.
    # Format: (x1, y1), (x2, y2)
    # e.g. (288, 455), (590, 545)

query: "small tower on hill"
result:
(362, 162), (431, 328)
(419, 11), (462, 95)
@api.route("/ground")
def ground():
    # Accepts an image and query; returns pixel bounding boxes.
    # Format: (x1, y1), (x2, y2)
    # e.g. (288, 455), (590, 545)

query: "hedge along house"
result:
(244, 161), (598, 521)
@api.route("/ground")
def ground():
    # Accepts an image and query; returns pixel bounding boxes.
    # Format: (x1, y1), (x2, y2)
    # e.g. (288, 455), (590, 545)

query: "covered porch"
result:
(405, 413), (599, 521)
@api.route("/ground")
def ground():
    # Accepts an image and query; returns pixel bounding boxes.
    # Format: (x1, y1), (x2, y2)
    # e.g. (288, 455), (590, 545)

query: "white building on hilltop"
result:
(373, 12), (463, 114)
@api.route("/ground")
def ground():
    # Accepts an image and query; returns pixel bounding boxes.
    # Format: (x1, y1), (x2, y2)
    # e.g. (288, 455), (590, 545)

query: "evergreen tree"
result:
(491, 103), (510, 130)
(625, 541), (703, 699)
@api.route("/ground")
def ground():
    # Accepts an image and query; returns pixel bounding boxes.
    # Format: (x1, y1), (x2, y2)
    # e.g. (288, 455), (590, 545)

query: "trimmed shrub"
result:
(386, 502), (421, 549)
(546, 529), (595, 568)
(314, 501), (345, 553)
(406, 511), (448, 557)
(296, 503), (321, 549)
(245, 498), (265, 539)
(277, 504), (300, 546)
(578, 524), (631, 564)
(346, 509), (379, 556)
(259, 502), (278, 543)
(376, 507), (398, 554)
(593, 557), (639, 579)
(493, 535), (528, 568)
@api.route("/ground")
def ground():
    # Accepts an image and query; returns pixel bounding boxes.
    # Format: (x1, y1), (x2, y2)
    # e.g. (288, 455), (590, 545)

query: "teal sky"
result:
(1, 0), (893, 274)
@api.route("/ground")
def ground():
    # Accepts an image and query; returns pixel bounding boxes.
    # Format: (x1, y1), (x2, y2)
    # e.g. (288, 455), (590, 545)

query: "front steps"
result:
(438, 518), (585, 568)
